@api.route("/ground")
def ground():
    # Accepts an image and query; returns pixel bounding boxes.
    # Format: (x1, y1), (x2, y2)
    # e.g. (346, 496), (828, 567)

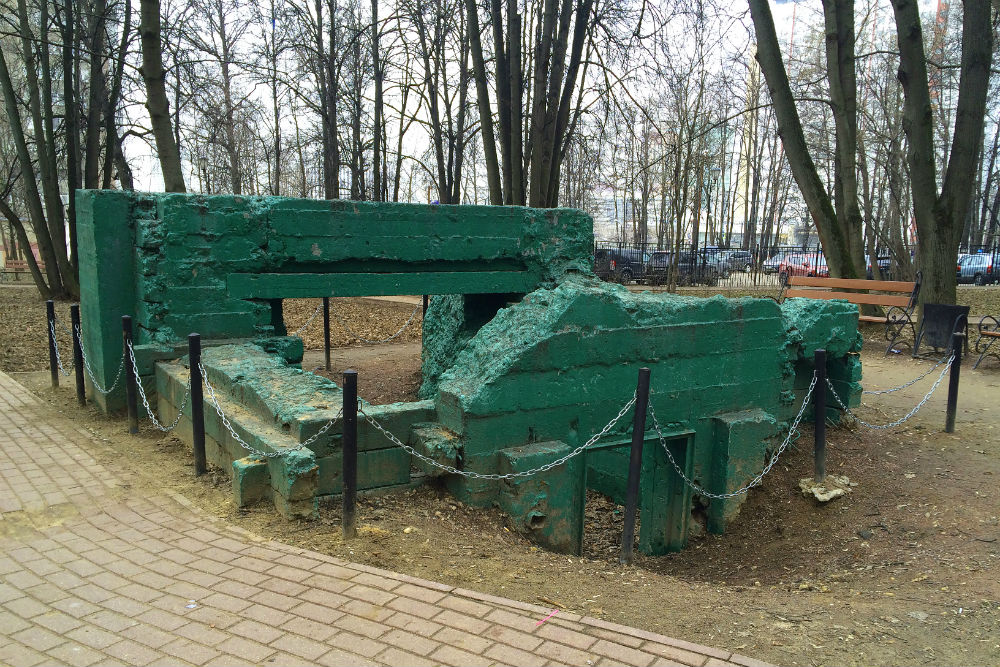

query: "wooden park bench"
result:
(973, 315), (1000, 369)
(0, 258), (42, 282)
(779, 273), (921, 356)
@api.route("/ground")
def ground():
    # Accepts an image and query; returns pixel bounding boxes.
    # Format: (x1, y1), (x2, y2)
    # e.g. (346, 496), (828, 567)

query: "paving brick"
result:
(536, 621), (598, 650)
(590, 638), (658, 667)
(269, 632), (331, 660)
(336, 612), (391, 639)
(329, 631), (389, 658)
(229, 619), (285, 644)
(46, 642), (110, 666)
(485, 641), (548, 665)
(376, 646), (439, 667)
(104, 639), (167, 665)
(434, 608), (493, 635)
(0, 608), (33, 634)
(5, 594), (49, 618)
(249, 589), (301, 611)
(385, 611), (445, 638)
(50, 596), (102, 618)
(642, 641), (713, 666)
(161, 637), (223, 666)
(318, 646), (380, 666)
(729, 654), (772, 667)
(239, 602), (296, 627)
(429, 643), (495, 667)
(11, 625), (65, 651)
(534, 640), (598, 666)
(278, 616), (339, 642)
(215, 635), (277, 663)
(341, 598), (396, 623)
(65, 624), (121, 650)
(172, 621), (232, 647)
(84, 608), (140, 632)
(291, 600), (345, 625)
(259, 576), (308, 597)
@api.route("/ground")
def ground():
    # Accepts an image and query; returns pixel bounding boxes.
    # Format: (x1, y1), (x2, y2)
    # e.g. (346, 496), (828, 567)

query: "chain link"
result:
(825, 355), (954, 429)
(862, 353), (950, 394)
(199, 363), (342, 458)
(333, 304), (421, 345)
(74, 324), (125, 395)
(292, 304), (323, 337)
(48, 320), (73, 376)
(650, 373), (818, 500)
(125, 341), (190, 432)
(360, 394), (638, 480)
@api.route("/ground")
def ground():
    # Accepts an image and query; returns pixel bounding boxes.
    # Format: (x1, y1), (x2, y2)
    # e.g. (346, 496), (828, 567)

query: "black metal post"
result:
(620, 367), (651, 565)
(46, 300), (58, 388)
(945, 332), (964, 433)
(814, 349), (827, 482)
(342, 369), (358, 538)
(323, 297), (331, 372)
(422, 295), (429, 317)
(189, 333), (206, 476)
(122, 315), (138, 434)
(71, 304), (85, 405)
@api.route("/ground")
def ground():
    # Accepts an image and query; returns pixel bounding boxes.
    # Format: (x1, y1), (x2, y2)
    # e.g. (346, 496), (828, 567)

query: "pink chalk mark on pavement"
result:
(536, 609), (560, 626)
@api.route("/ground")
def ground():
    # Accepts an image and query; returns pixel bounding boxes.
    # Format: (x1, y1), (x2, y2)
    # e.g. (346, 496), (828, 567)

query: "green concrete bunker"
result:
(77, 190), (861, 555)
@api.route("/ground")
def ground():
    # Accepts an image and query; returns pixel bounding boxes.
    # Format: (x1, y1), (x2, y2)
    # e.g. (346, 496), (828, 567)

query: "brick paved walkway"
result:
(0, 371), (767, 667)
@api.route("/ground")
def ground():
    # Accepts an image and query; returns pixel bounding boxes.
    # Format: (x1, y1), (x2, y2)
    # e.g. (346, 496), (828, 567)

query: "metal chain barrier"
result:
(48, 320), (73, 376)
(862, 353), (950, 395)
(126, 341), (191, 432)
(825, 354), (954, 430)
(199, 363), (342, 458)
(333, 304), (421, 345)
(650, 373), (819, 500)
(73, 323), (125, 395)
(292, 304), (323, 337)
(359, 394), (638, 480)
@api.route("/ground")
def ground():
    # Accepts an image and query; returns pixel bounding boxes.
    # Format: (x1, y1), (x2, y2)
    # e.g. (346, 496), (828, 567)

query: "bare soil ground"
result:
(3, 285), (999, 666)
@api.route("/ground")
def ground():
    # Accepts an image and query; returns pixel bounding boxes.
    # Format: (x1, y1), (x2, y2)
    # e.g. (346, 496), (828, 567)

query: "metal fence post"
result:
(620, 367), (651, 565)
(323, 297), (331, 372)
(945, 332), (964, 433)
(122, 315), (138, 434)
(71, 304), (85, 405)
(814, 349), (827, 482)
(47, 300), (58, 388)
(342, 369), (358, 539)
(189, 333), (206, 476)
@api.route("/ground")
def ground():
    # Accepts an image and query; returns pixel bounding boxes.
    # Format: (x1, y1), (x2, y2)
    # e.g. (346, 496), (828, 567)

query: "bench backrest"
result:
(783, 272), (921, 314)
(3, 259), (43, 271)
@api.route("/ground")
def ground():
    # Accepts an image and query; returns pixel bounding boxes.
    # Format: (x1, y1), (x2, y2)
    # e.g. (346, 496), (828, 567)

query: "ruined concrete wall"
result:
(76, 190), (594, 411)
(425, 275), (862, 552)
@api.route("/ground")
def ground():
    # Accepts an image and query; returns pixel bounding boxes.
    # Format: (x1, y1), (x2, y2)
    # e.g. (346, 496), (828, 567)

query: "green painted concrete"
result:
(77, 190), (593, 411)
(78, 190), (867, 554)
(497, 441), (585, 555)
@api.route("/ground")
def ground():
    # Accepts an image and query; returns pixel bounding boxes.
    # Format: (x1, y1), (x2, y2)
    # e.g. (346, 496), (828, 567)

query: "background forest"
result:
(0, 0), (998, 304)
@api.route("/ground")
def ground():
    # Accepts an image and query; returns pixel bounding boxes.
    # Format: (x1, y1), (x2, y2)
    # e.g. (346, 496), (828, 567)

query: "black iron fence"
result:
(593, 240), (1000, 291)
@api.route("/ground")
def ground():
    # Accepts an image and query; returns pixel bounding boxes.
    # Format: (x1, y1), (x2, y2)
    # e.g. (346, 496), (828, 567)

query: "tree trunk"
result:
(893, 0), (992, 305)
(465, 0), (502, 204)
(139, 0), (186, 192)
(749, 0), (862, 279)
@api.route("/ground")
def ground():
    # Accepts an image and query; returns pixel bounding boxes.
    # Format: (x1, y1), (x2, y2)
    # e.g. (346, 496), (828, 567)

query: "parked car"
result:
(865, 255), (894, 280)
(593, 248), (649, 284)
(763, 251), (795, 274)
(957, 253), (999, 285)
(645, 251), (720, 286)
(778, 253), (828, 284)
(721, 250), (754, 273)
